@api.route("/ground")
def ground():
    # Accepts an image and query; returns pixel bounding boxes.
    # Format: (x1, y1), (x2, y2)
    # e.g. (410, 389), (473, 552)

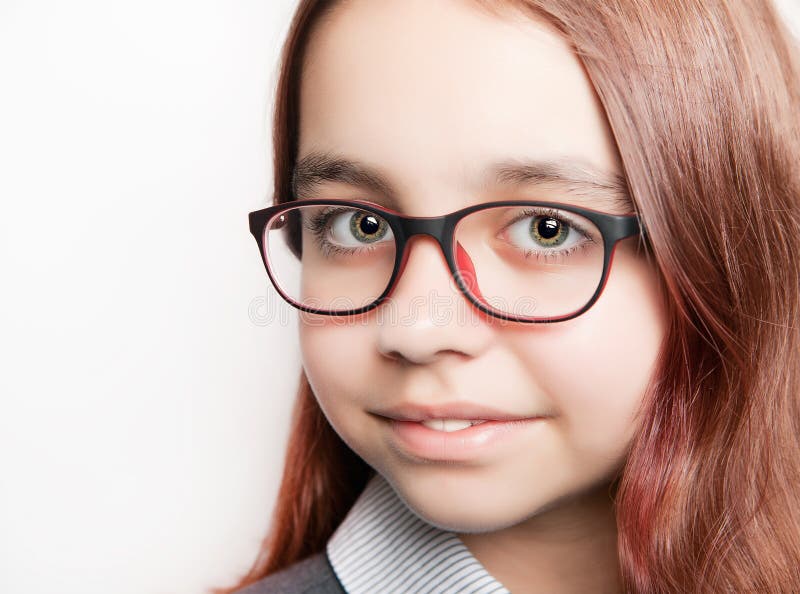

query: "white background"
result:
(1, 1), (798, 593)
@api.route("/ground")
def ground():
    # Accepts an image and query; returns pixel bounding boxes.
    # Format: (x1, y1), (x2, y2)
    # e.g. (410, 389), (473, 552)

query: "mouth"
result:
(416, 419), (489, 431)
(376, 415), (548, 462)
(372, 401), (540, 424)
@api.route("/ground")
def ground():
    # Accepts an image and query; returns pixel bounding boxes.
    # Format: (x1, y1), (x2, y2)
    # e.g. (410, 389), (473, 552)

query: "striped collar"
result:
(326, 472), (511, 594)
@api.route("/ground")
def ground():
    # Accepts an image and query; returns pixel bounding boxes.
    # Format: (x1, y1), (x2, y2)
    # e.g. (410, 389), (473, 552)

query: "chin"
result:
(410, 503), (531, 534)
(393, 486), (539, 534)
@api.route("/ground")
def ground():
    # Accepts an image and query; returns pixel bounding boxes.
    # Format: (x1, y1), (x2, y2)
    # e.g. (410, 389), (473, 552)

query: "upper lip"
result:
(373, 401), (542, 422)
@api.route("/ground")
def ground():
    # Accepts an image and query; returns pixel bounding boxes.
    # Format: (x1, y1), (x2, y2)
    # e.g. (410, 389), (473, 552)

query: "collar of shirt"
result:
(326, 472), (511, 594)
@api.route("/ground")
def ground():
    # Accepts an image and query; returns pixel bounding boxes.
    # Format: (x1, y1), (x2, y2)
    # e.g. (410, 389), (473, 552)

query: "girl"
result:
(222, 0), (800, 592)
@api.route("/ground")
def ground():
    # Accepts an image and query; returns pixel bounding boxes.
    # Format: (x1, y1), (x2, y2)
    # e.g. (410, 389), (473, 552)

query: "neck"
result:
(459, 483), (621, 594)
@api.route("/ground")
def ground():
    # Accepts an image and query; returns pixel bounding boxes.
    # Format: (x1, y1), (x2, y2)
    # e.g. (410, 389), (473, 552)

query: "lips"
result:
(419, 418), (487, 431)
(384, 417), (547, 462)
(374, 401), (539, 423)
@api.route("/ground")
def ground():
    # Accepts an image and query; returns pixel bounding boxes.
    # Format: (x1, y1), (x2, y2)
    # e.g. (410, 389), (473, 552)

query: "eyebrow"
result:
(292, 150), (633, 213)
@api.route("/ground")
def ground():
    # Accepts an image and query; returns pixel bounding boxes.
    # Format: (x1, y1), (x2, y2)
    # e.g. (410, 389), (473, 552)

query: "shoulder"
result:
(233, 551), (346, 594)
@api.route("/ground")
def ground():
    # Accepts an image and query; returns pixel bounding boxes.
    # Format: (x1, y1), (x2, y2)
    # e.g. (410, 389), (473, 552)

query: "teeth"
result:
(421, 419), (488, 432)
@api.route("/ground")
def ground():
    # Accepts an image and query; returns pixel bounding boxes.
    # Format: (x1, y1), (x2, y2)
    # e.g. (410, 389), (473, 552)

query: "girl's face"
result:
(296, 0), (666, 532)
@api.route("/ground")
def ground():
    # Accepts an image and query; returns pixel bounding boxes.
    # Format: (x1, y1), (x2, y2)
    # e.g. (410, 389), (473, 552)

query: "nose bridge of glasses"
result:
(395, 216), (453, 269)
(397, 216), (449, 243)
(388, 215), (491, 320)
(391, 216), (454, 292)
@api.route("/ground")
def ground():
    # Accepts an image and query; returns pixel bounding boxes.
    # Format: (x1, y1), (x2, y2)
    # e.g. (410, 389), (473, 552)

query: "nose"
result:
(375, 235), (494, 365)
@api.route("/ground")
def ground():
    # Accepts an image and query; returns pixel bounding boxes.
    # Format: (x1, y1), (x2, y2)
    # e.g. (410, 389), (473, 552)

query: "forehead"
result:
(298, 0), (623, 205)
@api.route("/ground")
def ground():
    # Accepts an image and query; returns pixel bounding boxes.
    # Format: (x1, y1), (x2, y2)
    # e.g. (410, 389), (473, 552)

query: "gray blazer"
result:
(235, 552), (346, 594)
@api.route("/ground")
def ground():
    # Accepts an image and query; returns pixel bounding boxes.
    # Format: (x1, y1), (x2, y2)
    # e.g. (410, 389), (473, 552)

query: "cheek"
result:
(511, 247), (666, 463)
(298, 317), (379, 447)
(299, 317), (372, 402)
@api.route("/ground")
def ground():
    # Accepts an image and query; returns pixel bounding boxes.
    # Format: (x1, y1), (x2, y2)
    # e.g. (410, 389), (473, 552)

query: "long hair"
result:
(218, 1), (800, 591)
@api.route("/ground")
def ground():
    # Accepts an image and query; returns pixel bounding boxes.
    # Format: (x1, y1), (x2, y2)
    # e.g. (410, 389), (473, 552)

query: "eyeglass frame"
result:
(249, 198), (644, 324)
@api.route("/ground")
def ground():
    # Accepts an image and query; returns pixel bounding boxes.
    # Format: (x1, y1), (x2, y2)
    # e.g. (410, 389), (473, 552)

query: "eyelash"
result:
(499, 207), (595, 262)
(305, 205), (596, 261)
(306, 206), (380, 257)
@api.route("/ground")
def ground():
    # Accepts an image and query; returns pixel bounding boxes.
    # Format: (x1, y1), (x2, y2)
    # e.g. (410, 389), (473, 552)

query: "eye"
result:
(328, 209), (393, 247)
(504, 212), (584, 253)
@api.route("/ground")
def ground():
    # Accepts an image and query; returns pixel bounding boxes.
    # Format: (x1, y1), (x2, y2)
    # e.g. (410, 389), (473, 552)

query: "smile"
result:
(419, 419), (488, 431)
(381, 417), (548, 462)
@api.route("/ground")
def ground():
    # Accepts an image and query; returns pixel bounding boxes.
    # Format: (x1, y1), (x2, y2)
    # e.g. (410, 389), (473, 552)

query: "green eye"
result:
(350, 211), (389, 243)
(530, 216), (569, 247)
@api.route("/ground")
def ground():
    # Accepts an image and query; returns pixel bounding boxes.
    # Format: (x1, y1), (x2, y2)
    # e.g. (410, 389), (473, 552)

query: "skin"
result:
(295, 1), (667, 592)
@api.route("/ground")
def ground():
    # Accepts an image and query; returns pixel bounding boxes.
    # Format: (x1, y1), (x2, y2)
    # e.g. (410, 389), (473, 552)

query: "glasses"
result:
(248, 199), (642, 323)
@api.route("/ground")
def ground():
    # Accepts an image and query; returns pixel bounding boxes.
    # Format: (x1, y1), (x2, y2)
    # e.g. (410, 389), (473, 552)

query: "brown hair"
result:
(217, 1), (800, 591)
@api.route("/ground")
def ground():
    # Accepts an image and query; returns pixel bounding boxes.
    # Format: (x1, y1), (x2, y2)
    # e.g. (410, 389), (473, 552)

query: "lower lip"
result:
(383, 417), (547, 462)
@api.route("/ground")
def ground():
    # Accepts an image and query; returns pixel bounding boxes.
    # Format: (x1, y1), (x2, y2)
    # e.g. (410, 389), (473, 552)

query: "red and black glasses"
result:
(248, 199), (642, 323)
